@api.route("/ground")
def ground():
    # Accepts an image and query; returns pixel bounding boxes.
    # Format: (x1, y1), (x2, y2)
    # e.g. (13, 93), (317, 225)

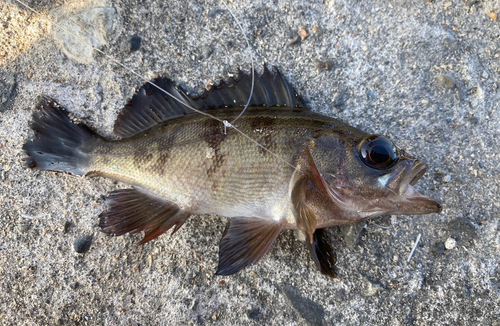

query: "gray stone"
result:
(0, 74), (16, 111)
(51, 0), (120, 64)
(73, 235), (93, 253)
(435, 73), (457, 90)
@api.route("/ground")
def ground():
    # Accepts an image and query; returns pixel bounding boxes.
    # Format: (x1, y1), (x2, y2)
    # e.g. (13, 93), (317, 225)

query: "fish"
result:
(23, 68), (442, 277)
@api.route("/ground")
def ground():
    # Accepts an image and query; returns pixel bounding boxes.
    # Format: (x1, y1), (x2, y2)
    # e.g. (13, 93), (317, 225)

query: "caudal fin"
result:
(23, 97), (101, 175)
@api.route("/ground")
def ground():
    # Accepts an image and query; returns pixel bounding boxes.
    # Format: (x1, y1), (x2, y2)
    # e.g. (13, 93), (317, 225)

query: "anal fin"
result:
(308, 229), (337, 278)
(216, 217), (285, 276)
(99, 188), (190, 245)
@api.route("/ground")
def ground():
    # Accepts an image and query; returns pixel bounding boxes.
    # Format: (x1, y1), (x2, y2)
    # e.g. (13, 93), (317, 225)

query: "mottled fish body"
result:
(24, 68), (441, 276)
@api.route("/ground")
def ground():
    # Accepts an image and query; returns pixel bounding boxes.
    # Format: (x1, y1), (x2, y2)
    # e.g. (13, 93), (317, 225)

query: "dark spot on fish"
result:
(133, 141), (149, 167)
(203, 119), (227, 178)
(251, 116), (277, 155)
(151, 132), (178, 175)
(260, 132), (276, 156)
(208, 153), (227, 191)
(153, 151), (170, 175)
(145, 153), (153, 162)
(249, 116), (274, 130)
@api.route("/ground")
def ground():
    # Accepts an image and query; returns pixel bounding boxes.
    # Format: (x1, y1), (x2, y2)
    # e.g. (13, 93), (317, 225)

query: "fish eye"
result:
(358, 135), (398, 169)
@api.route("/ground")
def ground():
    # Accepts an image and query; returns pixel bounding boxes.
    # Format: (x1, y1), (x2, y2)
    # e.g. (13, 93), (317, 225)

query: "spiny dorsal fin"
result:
(193, 66), (305, 110)
(113, 67), (305, 138)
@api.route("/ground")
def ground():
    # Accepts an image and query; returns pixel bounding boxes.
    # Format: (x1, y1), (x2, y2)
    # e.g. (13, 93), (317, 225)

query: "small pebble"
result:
(130, 35), (142, 52)
(435, 74), (456, 90)
(63, 220), (73, 233)
(366, 90), (378, 100)
(443, 175), (452, 183)
(201, 45), (213, 59)
(0, 76), (17, 110)
(445, 237), (457, 250)
(316, 60), (334, 71)
(288, 35), (301, 46)
(299, 28), (308, 40)
(489, 12), (498, 21)
(432, 242), (446, 256)
(19, 222), (30, 233)
(73, 235), (93, 253)
(247, 308), (264, 321)
(479, 161), (485, 169)
(52, 5), (119, 63)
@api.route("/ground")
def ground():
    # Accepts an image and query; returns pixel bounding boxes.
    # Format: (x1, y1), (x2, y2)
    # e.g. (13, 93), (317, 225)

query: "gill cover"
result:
(307, 133), (441, 222)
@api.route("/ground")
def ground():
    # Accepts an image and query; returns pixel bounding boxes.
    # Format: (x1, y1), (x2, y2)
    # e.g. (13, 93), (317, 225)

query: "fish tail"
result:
(23, 97), (102, 175)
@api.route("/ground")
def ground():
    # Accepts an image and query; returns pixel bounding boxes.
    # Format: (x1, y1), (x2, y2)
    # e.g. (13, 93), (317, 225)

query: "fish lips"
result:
(387, 159), (442, 215)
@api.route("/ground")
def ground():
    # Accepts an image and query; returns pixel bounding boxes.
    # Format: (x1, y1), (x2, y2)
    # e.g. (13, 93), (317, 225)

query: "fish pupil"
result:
(370, 145), (391, 164)
(359, 135), (398, 169)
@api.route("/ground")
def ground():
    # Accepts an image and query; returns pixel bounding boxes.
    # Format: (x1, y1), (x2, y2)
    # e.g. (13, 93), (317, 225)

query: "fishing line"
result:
(13, 0), (302, 173)
(220, 0), (255, 125)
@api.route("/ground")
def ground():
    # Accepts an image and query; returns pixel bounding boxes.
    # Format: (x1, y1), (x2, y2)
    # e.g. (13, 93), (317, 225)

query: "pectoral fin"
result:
(308, 229), (337, 278)
(216, 217), (285, 276)
(291, 176), (318, 243)
(99, 188), (190, 245)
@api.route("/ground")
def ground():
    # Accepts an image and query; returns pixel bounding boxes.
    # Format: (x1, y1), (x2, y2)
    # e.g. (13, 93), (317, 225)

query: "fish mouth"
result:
(397, 160), (442, 214)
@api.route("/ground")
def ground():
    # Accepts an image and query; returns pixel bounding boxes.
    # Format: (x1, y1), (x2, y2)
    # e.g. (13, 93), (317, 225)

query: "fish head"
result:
(310, 133), (442, 222)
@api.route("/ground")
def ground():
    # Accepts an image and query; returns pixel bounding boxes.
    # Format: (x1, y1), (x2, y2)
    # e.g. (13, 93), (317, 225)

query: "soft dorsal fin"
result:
(113, 67), (305, 138)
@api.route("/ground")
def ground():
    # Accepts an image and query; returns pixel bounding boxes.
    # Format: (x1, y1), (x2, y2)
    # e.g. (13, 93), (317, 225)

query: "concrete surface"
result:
(1, 0), (499, 325)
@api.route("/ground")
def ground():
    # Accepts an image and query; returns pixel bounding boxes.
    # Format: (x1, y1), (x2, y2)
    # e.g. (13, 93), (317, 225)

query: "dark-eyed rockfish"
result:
(23, 68), (442, 277)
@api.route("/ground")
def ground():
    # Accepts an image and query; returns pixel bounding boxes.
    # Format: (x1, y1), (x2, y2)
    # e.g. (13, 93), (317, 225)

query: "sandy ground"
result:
(1, 0), (499, 325)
